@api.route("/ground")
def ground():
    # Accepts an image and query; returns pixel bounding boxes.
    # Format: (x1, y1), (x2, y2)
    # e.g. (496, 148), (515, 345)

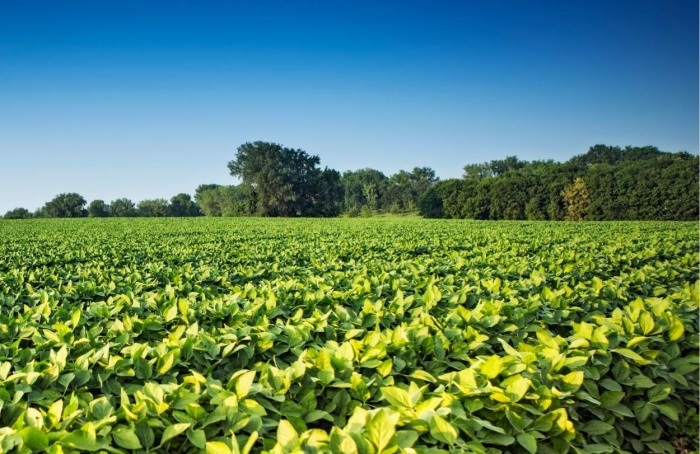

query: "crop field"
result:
(0, 218), (697, 454)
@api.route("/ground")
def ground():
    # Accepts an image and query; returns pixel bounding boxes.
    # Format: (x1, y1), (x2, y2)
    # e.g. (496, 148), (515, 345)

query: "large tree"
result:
(137, 199), (170, 217)
(44, 193), (87, 218)
(170, 193), (201, 217)
(110, 198), (137, 217)
(87, 200), (110, 217)
(384, 167), (438, 212)
(227, 141), (336, 217)
(340, 168), (387, 213)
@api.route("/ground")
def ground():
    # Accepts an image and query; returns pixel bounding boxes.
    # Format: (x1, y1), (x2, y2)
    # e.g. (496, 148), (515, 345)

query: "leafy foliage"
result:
(43, 193), (87, 218)
(227, 141), (342, 217)
(561, 178), (590, 221)
(0, 218), (697, 453)
(424, 145), (698, 221)
(3, 208), (32, 219)
(87, 200), (110, 218)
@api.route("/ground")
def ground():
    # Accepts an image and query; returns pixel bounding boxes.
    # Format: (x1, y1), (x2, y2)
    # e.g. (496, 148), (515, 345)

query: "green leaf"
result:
(429, 415), (458, 445)
(668, 318), (684, 341)
(90, 398), (113, 420)
(598, 378), (622, 391)
(368, 409), (398, 453)
(24, 408), (44, 429)
(615, 348), (649, 364)
(505, 376), (530, 402)
(481, 433), (515, 446)
(471, 416), (506, 434)
(20, 427), (49, 452)
(657, 404), (679, 421)
(516, 433), (537, 454)
(481, 355), (502, 379)
(164, 303), (178, 322)
(157, 350), (177, 375)
(591, 328), (609, 348)
(395, 430), (418, 449)
(330, 428), (358, 454)
(409, 370), (436, 383)
(113, 427), (142, 450)
(277, 420), (299, 452)
(206, 441), (233, 454)
(632, 374), (655, 388)
(581, 420), (613, 435)
(639, 312), (654, 335)
(647, 384), (672, 403)
(136, 421), (155, 448)
(241, 431), (258, 454)
(186, 430), (207, 449)
(599, 391), (625, 408)
(178, 298), (190, 316)
(160, 423), (191, 446)
(380, 387), (412, 408)
(60, 432), (106, 452)
(235, 370), (256, 399)
(561, 371), (584, 391)
(134, 357), (152, 380)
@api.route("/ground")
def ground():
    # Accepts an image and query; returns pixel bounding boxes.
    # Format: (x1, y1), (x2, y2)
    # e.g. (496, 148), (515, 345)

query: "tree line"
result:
(3, 142), (698, 220)
(419, 144), (698, 221)
(3, 193), (201, 219)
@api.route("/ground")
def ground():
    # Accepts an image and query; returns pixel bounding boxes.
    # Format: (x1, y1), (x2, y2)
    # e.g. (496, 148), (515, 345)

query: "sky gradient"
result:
(1, 0), (698, 213)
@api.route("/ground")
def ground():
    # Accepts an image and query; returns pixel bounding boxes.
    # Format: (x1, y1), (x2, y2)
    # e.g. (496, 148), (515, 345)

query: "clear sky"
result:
(1, 0), (697, 213)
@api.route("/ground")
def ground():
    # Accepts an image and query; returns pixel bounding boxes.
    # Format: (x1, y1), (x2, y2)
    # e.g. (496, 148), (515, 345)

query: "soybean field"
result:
(0, 218), (697, 454)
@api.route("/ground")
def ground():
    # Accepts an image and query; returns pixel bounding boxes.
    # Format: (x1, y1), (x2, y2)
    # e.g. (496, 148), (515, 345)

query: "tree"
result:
(87, 200), (110, 217)
(137, 199), (170, 217)
(218, 185), (256, 216)
(110, 198), (137, 217)
(3, 207), (32, 219)
(170, 193), (200, 217)
(228, 141), (334, 217)
(340, 169), (387, 212)
(195, 184), (223, 216)
(561, 177), (591, 221)
(463, 162), (493, 180)
(311, 168), (344, 217)
(489, 174), (530, 220)
(383, 167), (438, 212)
(418, 187), (444, 218)
(44, 193), (87, 218)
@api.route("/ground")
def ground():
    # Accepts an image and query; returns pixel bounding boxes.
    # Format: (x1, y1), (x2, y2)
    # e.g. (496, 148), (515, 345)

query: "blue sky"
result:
(1, 0), (697, 213)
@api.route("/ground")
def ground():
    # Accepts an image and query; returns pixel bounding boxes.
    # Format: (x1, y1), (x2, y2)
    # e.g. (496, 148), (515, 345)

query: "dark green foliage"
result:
(169, 193), (201, 217)
(432, 145), (699, 221)
(3, 207), (32, 219)
(340, 168), (388, 213)
(43, 193), (87, 218)
(312, 168), (344, 217)
(87, 199), (110, 217)
(227, 141), (344, 217)
(110, 198), (137, 217)
(417, 187), (443, 218)
(137, 199), (170, 217)
(195, 184), (257, 217)
(383, 167), (439, 212)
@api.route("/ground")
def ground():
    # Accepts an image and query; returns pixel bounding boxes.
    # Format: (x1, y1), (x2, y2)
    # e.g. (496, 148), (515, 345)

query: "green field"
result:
(0, 218), (698, 454)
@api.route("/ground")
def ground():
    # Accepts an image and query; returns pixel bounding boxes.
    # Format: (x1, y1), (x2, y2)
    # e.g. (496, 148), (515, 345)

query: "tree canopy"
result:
(421, 145), (698, 221)
(44, 193), (87, 218)
(3, 143), (697, 221)
(227, 141), (343, 217)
